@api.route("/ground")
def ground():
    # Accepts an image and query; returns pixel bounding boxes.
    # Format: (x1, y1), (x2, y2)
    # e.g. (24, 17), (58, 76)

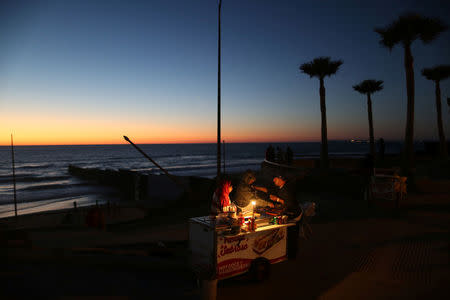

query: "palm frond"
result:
(375, 13), (446, 49)
(299, 62), (318, 78)
(324, 60), (344, 77)
(420, 18), (447, 43)
(353, 79), (384, 95)
(374, 27), (397, 50)
(299, 57), (343, 79)
(421, 65), (450, 82)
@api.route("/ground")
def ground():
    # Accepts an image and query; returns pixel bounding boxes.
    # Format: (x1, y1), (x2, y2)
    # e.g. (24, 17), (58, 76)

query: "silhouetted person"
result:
(378, 138), (385, 160)
(276, 147), (285, 163)
(286, 146), (293, 165)
(265, 144), (275, 162)
(270, 176), (302, 259)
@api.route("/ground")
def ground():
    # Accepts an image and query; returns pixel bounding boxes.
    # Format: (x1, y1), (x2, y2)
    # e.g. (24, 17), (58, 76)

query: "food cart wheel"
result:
(250, 258), (270, 282)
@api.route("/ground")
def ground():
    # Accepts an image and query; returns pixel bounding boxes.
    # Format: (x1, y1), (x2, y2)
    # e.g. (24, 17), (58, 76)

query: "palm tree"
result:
(353, 80), (384, 158)
(421, 65), (450, 159)
(375, 14), (446, 174)
(300, 57), (343, 169)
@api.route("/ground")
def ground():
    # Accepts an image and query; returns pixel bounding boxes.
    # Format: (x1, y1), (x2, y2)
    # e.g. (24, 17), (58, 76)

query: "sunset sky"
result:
(1, 0), (449, 146)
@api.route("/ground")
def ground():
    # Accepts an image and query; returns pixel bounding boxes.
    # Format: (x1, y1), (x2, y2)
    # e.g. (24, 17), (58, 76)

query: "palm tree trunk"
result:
(367, 93), (375, 158)
(403, 44), (415, 173)
(435, 80), (448, 159)
(319, 78), (329, 169)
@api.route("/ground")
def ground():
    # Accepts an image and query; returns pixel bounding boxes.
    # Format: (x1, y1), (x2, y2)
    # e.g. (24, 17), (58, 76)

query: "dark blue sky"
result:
(1, 0), (449, 145)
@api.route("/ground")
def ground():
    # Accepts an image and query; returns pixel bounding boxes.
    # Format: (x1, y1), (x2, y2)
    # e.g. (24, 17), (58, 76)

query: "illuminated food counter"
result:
(189, 215), (296, 280)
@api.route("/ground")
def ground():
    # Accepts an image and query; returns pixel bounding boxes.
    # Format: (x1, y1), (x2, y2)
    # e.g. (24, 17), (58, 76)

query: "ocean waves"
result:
(0, 142), (404, 218)
(0, 183), (115, 206)
(15, 163), (56, 170)
(0, 174), (70, 184)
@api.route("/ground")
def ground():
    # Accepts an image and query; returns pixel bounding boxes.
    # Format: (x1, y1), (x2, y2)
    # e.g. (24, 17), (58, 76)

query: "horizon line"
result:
(0, 139), (414, 147)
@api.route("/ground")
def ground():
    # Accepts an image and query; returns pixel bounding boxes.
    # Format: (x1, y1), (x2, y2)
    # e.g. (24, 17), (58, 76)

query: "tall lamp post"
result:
(216, 0), (222, 180)
(11, 134), (17, 219)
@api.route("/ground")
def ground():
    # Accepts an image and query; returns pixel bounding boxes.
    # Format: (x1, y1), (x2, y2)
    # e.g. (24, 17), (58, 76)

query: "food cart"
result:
(189, 215), (296, 281)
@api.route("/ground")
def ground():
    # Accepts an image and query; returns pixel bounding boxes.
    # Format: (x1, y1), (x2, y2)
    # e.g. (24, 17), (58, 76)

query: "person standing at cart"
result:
(233, 170), (274, 216)
(211, 179), (233, 216)
(270, 176), (301, 219)
(270, 175), (302, 259)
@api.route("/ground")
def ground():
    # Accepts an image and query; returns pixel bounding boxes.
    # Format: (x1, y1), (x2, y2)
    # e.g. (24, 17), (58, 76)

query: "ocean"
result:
(0, 141), (408, 218)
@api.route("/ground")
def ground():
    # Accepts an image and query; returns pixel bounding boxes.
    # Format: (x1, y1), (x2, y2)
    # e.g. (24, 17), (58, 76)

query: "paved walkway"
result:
(2, 193), (449, 299)
(217, 193), (450, 299)
(27, 222), (188, 249)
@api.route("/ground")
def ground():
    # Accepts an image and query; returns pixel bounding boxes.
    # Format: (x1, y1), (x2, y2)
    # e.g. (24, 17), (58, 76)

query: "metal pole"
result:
(123, 136), (186, 190)
(217, 0), (222, 181)
(223, 139), (225, 174)
(11, 134), (17, 219)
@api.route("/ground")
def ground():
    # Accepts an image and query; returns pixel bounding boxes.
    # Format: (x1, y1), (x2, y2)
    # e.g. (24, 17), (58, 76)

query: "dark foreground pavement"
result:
(2, 193), (449, 299)
(2, 250), (198, 299)
(217, 193), (450, 300)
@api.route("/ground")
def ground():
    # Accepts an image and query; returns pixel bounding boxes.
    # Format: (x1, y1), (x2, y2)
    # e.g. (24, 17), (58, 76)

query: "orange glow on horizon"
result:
(3, 110), (384, 146)
(0, 130), (324, 146)
(0, 111), (327, 146)
(0, 135), (322, 146)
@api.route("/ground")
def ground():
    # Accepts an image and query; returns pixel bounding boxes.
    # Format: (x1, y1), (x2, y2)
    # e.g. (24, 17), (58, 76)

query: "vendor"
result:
(270, 175), (302, 259)
(211, 179), (233, 216)
(270, 175), (301, 219)
(233, 170), (274, 216)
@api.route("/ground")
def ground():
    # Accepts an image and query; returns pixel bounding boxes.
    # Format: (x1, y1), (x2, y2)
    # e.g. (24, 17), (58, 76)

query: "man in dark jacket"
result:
(270, 175), (302, 259)
(270, 176), (301, 219)
(234, 171), (273, 216)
